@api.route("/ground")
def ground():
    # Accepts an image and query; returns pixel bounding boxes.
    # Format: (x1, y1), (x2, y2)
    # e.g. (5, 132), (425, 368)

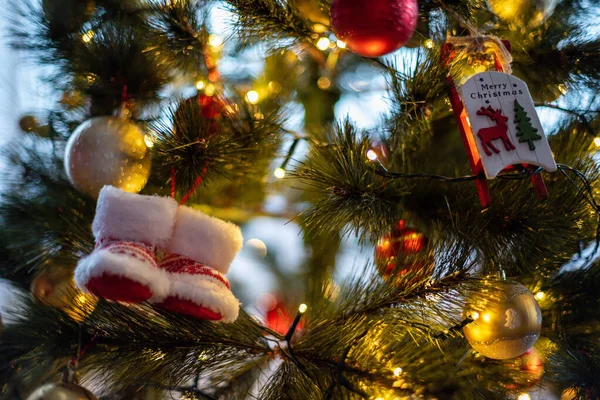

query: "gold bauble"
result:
(26, 382), (97, 400)
(489, 0), (556, 24)
(64, 116), (151, 198)
(463, 280), (541, 360)
(31, 269), (97, 322)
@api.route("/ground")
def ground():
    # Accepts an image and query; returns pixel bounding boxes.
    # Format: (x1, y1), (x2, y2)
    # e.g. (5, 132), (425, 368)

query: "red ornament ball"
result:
(375, 220), (430, 279)
(330, 0), (418, 57)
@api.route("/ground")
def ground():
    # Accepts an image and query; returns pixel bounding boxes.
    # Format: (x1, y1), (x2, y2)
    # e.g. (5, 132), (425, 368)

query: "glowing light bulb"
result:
(144, 134), (155, 148)
(424, 39), (434, 49)
(317, 77), (331, 90)
(393, 367), (403, 377)
(298, 303), (308, 314)
(366, 150), (378, 161)
(482, 313), (491, 323)
(517, 394), (531, 400)
(247, 238), (267, 257)
(470, 311), (480, 320)
(208, 34), (223, 48)
(535, 291), (545, 300)
(336, 40), (347, 49)
(82, 30), (94, 43)
(316, 37), (330, 51)
(195, 80), (205, 90)
(245, 90), (259, 104)
(204, 83), (216, 96)
(274, 167), (286, 179)
(594, 137), (600, 147)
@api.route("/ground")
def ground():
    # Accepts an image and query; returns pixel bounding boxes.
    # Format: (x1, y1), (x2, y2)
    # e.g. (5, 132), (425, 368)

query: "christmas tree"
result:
(0, 0), (599, 399)
(514, 99), (542, 151)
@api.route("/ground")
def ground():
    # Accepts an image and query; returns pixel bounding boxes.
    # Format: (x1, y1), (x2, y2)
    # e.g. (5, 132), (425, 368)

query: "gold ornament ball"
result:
(31, 269), (97, 322)
(26, 382), (97, 400)
(463, 280), (541, 360)
(64, 116), (151, 198)
(488, 0), (556, 23)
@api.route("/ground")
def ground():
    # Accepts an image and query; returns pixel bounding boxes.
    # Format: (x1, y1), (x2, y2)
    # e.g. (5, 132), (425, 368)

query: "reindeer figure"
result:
(476, 105), (515, 156)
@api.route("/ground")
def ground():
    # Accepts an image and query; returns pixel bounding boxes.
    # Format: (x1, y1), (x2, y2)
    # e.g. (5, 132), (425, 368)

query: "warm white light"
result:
(247, 238), (267, 257)
(336, 40), (347, 49)
(482, 313), (491, 323)
(144, 134), (155, 148)
(208, 34), (223, 48)
(366, 150), (378, 161)
(393, 367), (403, 377)
(298, 303), (308, 314)
(204, 83), (216, 96)
(470, 311), (480, 320)
(274, 167), (286, 179)
(535, 291), (545, 300)
(594, 137), (600, 147)
(82, 30), (94, 43)
(317, 77), (331, 90)
(424, 39), (434, 49)
(245, 90), (259, 104)
(517, 394), (531, 400)
(195, 80), (205, 90)
(316, 37), (330, 51)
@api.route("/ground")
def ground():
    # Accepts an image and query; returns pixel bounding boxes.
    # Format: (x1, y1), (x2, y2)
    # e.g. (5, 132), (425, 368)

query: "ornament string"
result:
(170, 161), (210, 205)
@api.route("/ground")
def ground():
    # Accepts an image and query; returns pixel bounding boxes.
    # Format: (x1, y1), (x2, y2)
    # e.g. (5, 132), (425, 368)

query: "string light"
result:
(245, 90), (259, 104)
(195, 80), (205, 90)
(82, 30), (94, 43)
(517, 394), (531, 400)
(593, 137), (600, 147)
(316, 37), (330, 51)
(204, 84), (216, 96)
(144, 134), (155, 148)
(247, 238), (267, 257)
(336, 40), (347, 49)
(208, 34), (223, 48)
(367, 150), (378, 161)
(274, 167), (286, 179)
(298, 303), (308, 314)
(424, 39), (434, 49)
(393, 367), (403, 377)
(317, 77), (331, 90)
(535, 291), (545, 300)
(482, 313), (491, 323)
(470, 311), (480, 320)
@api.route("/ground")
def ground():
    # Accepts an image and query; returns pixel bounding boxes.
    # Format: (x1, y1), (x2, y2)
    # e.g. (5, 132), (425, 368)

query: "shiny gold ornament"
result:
(488, 0), (556, 24)
(463, 280), (541, 360)
(64, 116), (151, 198)
(26, 382), (97, 400)
(31, 269), (97, 322)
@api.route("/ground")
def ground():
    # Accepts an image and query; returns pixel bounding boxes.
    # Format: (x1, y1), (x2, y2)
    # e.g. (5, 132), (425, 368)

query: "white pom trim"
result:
(167, 206), (243, 274)
(92, 186), (178, 247)
(74, 248), (170, 301)
(163, 272), (240, 323)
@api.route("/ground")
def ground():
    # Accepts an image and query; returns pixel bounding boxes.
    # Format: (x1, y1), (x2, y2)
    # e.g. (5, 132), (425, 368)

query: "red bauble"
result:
(330, 0), (418, 57)
(375, 220), (429, 279)
(174, 94), (227, 137)
(259, 294), (304, 335)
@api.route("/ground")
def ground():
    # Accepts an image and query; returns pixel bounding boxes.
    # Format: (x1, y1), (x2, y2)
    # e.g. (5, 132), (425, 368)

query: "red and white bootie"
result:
(74, 186), (178, 303)
(155, 206), (243, 322)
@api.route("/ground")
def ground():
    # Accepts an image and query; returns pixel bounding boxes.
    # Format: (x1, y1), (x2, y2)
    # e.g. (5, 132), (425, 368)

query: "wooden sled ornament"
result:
(443, 39), (556, 208)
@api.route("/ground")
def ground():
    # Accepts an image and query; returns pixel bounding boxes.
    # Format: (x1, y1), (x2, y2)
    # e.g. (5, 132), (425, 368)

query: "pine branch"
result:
(151, 95), (284, 197)
(222, 0), (316, 47)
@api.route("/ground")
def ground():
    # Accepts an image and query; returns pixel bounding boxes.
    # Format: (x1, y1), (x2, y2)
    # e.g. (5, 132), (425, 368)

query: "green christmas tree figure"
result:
(514, 99), (542, 150)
